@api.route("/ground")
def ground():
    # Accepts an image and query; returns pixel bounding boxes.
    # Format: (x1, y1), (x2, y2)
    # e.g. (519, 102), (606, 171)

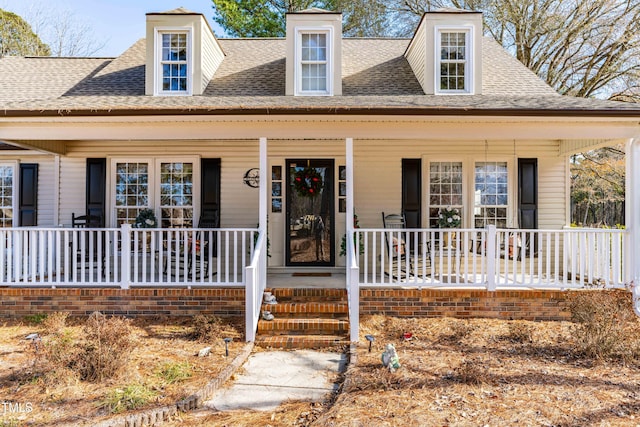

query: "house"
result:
(0, 7), (639, 346)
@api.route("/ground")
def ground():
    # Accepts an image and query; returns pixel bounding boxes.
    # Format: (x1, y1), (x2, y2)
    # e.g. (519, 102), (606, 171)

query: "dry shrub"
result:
(191, 314), (241, 342)
(506, 321), (534, 343)
(41, 312), (69, 335)
(38, 312), (136, 383)
(440, 319), (476, 343)
(78, 312), (136, 382)
(42, 329), (77, 369)
(453, 356), (489, 385)
(569, 289), (640, 361)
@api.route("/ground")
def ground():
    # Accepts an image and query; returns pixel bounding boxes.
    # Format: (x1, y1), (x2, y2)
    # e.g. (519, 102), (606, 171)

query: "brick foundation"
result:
(360, 288), (572, 321)
(0, 287), (575, 321)
(0, 288), (245, 318)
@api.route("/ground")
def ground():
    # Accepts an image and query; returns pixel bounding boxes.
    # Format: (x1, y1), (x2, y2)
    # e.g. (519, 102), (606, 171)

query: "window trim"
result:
(425, 156), (515, 228)
(154, 27), (193, 96)
(473, 160), (510, 228)
(0, 162), (17, 228)
(108, 157), (200, 227)
(294, 26), (333, 96)
(427, 159), (465, 229)
(434, 26), (474, 95)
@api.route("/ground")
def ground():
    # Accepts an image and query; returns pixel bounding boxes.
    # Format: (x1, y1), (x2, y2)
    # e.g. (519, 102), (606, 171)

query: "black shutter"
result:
(86, 158), (106, 227)
(518, 158), (538, 229)
(402, 159), (421, 228)
(19, 163), (38, 226)
(201, 158), (221, 227)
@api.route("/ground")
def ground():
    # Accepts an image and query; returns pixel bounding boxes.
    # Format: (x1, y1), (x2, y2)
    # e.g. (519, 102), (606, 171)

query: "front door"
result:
(286, 159), (334, 266)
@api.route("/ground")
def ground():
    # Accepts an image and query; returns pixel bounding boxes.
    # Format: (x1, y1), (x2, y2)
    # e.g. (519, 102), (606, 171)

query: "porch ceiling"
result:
(0, 115), (638, 143)
(0, 139), (66, 155)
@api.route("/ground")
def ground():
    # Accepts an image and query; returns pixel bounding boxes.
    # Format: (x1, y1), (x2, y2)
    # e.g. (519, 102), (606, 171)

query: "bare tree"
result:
(12, 1), (106, 57)
(393, 0), (640, 102)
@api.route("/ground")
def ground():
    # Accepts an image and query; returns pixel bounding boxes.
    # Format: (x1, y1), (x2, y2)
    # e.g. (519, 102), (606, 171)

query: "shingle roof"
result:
(0, 36), (638, 116)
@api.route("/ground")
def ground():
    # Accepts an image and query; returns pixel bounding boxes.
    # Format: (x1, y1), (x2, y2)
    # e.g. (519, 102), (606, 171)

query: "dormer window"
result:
(296, 29), (333, 95)
(154, 29), (192, 95)
(435, 28), (473, 94)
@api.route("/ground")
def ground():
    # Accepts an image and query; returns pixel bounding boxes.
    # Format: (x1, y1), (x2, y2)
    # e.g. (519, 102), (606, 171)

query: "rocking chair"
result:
(381, 212), (432, 279)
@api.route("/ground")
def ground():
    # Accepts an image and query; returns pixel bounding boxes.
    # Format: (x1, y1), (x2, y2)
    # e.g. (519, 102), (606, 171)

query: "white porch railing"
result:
(245, 230), (268, 342)
(355, 225), (629, 290)
(0, 225), (257, 288)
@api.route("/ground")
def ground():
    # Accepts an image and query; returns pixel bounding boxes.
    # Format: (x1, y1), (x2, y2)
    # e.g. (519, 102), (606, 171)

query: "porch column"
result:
(259, 137), (267, 234)
(627, 137), (640, 317)
(346, 137), (359, 342)
(259, 136), (268, 287)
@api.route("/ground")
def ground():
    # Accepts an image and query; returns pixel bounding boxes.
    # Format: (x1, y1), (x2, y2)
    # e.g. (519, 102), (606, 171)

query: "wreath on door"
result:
(293, 167), (323, 197)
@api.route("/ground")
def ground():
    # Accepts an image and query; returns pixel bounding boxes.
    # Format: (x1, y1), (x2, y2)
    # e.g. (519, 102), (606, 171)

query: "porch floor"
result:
(267, 268), (346, 289)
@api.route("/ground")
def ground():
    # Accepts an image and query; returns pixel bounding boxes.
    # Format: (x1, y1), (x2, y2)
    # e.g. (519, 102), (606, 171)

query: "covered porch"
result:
(2, 116), (640, 343)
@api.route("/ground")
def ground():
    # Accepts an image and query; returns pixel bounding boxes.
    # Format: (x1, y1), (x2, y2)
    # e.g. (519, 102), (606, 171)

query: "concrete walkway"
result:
(205, 350), (346, 412)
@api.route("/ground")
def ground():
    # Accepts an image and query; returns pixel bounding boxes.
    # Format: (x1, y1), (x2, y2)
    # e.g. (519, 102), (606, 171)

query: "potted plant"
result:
(134, 209), (158, 228)
(134, 209), (158, 250)
(438, 206), (461, 248)
(340, 213), (364, 257)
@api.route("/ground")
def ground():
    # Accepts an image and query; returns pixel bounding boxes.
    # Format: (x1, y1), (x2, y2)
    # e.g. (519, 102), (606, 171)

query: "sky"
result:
(0, 0), (224, 57)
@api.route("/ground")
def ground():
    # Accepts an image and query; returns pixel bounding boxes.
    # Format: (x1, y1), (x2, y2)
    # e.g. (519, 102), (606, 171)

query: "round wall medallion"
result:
(243, 168), (260, 188)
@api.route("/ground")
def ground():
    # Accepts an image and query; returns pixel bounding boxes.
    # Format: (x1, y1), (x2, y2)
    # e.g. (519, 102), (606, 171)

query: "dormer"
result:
(405, 9), (482, 95)
(285, 8), (342, 96)
(145, 7), (224, 96)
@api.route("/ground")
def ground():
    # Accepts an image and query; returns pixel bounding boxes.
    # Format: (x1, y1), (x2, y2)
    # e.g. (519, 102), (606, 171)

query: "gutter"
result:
(1, 106), (640, 118)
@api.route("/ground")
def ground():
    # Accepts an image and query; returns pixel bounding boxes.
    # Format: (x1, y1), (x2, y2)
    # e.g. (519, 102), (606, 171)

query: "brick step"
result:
(261, 302), (348, 318)
(255, 334), (350, 350)
(265, 288), (347, 303)
(257, 318), (349, 335)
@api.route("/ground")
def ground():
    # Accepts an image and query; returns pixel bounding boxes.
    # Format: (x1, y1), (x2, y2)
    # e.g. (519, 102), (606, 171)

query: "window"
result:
(0, 165), (14, 227)
(156, 31), (190, 95)
(115, 162), (149, 226)
(436, 29), (471, 94)
(297, 30), (332, 95)
(159, 162), (193, 227)
(429, 162), (463, 228)
(474, 162), (508, 228)
(112, 159), (196, 227)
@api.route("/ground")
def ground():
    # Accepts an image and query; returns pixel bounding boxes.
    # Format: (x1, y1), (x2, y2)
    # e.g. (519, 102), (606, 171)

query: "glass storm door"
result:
(286, 159), (334, 266)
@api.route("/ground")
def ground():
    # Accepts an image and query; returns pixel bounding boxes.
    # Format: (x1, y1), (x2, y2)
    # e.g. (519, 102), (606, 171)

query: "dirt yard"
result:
(0, 315), (244, 426)
(3, 290), (640, 427)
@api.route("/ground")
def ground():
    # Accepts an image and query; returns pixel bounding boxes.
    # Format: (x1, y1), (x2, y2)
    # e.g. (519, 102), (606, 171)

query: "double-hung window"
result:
(436, 29), (471, 94)
(297, 30), (332, 95)
(427, 160), (511, 229)
(112, 159), (196, 227)
(474, 162), (508, 228)
(429, 162), (464, 228)
(156, 31), (190, 95)
(0, 164), (15, 227)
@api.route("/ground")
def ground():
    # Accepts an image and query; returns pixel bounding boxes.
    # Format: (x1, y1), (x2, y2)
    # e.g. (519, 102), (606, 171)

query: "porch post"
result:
(626, 138), (640, 317)
(259, 137), (268, 285)
(346, 137), (359, 342)
(120, 223), (132, 289)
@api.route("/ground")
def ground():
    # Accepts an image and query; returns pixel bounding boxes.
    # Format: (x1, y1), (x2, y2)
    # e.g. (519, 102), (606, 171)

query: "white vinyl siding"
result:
(50, 137), (567, 267)
(404, 20), (427, 91)
(200, 25), (224, 93)
(62, 141), (259, 229)
(352, 139), (565, 231)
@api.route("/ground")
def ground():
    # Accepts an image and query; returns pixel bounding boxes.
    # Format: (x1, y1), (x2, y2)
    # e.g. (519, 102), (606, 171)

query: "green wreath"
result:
(293, 167), (323, 197)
